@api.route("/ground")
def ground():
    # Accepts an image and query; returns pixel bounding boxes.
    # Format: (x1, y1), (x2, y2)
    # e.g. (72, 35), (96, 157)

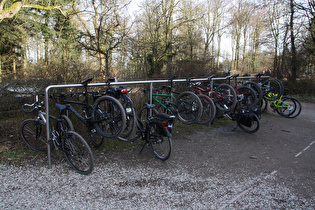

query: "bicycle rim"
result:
(175, 91), (203, 124)
(63, 131), (94, 175)
(92, 96), (126, 138)
(214, 84), (237, 112)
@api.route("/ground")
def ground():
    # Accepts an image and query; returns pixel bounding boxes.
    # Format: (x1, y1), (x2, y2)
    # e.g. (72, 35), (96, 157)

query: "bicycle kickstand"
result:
(139, 141), (148, 155)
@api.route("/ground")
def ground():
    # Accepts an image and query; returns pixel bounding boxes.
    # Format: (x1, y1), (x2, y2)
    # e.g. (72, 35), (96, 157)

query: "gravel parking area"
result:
(1, 102), (315, 209)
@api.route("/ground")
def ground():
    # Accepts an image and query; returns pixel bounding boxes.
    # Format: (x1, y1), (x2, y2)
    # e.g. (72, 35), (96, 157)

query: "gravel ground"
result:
(0, 160), (314, 209)
(1, 102), (315, 209)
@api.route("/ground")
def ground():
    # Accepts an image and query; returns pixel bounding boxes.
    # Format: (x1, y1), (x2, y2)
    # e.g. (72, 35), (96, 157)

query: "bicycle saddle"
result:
(81, 78), (93, 86)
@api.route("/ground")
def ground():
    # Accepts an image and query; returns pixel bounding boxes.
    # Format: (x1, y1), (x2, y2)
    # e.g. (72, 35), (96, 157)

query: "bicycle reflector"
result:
(121, 89), (128, 94)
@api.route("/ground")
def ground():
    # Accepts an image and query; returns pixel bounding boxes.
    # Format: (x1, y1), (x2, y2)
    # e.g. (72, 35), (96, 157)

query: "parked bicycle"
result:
(128, 103), (175, 161)
(190, 75), (237, 112)
(226, 74), (259, 107)
(54, 78), (126, 147)
(187, 77), (216, 125)
(261, 88), (302, 118)
(147, 75), (203, 125)
(104, 78), (136, 142)
(225, 103), (261, 134)
(20, 94), (94, 175)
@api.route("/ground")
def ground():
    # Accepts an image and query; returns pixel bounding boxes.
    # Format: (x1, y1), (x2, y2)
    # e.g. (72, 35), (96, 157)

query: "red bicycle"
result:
(189, 75), (237, 112)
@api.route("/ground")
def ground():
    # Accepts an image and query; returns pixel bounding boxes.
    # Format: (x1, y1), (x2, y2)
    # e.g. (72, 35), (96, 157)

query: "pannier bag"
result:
(237, 105), (260, 127)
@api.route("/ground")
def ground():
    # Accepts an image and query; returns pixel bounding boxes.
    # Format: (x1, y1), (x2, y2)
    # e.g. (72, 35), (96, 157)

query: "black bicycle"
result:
(104, 78), (136, 142)
(127, 103), (175, 161)
(54, 78), (126, 147)
(20, 94), (94, 175)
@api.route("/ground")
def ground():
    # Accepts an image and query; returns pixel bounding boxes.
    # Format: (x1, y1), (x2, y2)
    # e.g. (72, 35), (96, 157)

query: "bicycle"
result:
(255, 73), (284, 101)
(187, 77), (216, 125)
(148, 75), (203, 125)
(191, 75), (237, 112)
(226, 74), (259, 107)
(20, 94), (94, 175)
(54, 78), (126, 147)
(128, 103), (175, 161)
(225, 103), (261, 133)
(263, 88), (302, 118)
(104, 78), (136, 142)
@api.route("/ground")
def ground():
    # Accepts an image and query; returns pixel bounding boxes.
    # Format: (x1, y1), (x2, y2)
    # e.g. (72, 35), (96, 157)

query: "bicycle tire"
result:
(236, 86), (259, 107)
(92, 95), (126, 138)
(147, 121), (172, 161)
(277, 97), (302, 118)
(262, 79), (284, 101)
(197, 95), (216, 125)
(237, 113), (260, 134)
(244, 81), (263, 102)
(87, 125), (104, 147)
(62, 131), (94, 175)
(20, 119), (48, 153)
(175, 91), (203, 124)
(259, 98), (268, 114)
(55, 115), (74, 132)
(213, 84), (237, 112)
(117, 96), (136, 141)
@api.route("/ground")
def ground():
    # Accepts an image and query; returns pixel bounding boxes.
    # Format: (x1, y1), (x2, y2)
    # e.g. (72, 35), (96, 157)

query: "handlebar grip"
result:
(21, 104), (36, 113)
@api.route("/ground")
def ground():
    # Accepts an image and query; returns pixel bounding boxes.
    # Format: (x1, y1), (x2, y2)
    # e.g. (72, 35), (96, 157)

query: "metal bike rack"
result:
(45, 76), (269, 169)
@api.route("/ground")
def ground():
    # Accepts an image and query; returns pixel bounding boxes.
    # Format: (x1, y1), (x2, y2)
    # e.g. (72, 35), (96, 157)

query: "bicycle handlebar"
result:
(21, 93), (45, 113)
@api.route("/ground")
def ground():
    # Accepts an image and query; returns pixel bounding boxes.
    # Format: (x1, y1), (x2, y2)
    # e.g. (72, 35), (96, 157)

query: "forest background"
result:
(0, 0), (314, 92)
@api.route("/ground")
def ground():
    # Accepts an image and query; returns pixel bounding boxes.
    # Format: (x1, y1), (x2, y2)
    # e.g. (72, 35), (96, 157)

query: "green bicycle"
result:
(268, 94), (302, 118)
(146, 76), (203, 125)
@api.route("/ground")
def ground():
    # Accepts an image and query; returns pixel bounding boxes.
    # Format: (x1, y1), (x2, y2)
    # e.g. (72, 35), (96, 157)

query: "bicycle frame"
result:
(270, 95), (290, 110)
(59, 99), (91, 125)
(152, 92), (175, 113)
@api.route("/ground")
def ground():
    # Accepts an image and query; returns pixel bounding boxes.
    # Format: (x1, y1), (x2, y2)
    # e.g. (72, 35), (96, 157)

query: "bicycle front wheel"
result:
(20, 119), (48, 153)
(175, 91), (203, 124)
(92, 96), (126, 138)
(62, 131), (94, 175)
(148, 122), (172, 161)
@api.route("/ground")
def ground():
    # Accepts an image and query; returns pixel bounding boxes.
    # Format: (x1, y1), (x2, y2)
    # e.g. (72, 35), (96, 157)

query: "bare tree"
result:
(74, 0), (131, 78)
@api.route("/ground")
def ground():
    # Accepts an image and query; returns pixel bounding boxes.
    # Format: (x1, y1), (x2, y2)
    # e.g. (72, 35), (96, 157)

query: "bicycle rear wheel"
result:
(175, 91), (203, 124)
(148, 122), (172, 161)
(62, 131), (94, 175)
(236, 86), (259, 107)
(277, 97), (302, 118)
(213, 84), (237, 112)
(198, 95), (216, 125)
(244, 81), (263, 102)
(92, 96), (126, 138)
(20, 119), (48, 153)
(117, 96), (136, 141)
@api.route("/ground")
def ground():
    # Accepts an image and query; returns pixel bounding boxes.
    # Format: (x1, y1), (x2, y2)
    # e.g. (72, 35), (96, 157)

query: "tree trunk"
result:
(290, 0), (297, 82)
